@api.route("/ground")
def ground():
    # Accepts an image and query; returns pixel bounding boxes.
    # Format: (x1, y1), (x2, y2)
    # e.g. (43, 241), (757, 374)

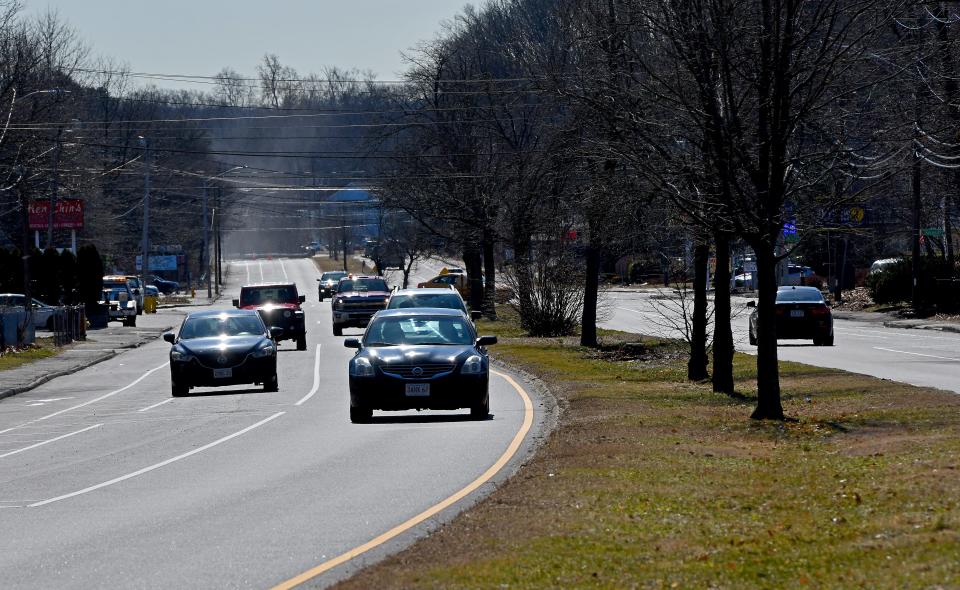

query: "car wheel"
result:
(296, 333), (307, 351)
(263, 372), (279, 392)
(470, 395), (490, 420)
(171, 380), (189, 397)
(824, 334), (834, 347)
(350, 404), (372, 423)
(333, 324), (343, 336)
(125, 315), (137, 327)
(319, 294), (324, 302)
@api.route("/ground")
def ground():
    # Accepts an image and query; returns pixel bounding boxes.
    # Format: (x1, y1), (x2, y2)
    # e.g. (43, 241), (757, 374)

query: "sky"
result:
(26, 0), (468, 87)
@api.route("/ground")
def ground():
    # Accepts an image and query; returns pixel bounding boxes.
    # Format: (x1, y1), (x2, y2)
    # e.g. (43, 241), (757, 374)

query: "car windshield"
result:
(103, 289), (130, 301)
(240, 286), (298, 306)
(776, 289), (825, 303)
(338, 278), (388, 293)
(321, 272), (346, 282)
(179, 315), (264, 339)
(365, 316), (474, 346)
(387, 293), (465, 311)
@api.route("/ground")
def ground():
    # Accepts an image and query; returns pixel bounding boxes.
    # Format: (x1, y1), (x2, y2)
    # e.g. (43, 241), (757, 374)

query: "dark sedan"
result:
(344, 308), (497, 423)
(163, 310), (280, 396)
(748, 286), (834, 346)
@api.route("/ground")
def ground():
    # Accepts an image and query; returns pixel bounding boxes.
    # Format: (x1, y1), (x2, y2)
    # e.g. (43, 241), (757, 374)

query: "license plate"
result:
(405, 383), (430, 396)
(213, 368), (233, 379)
(790, 310), (805, 318)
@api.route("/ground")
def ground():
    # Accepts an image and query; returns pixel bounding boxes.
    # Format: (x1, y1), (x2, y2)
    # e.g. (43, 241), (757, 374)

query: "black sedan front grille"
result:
(381, 363), (457, 379)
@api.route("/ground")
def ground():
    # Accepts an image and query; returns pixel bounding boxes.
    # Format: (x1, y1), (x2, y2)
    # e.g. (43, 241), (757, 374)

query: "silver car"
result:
(0, 293), (57, 329)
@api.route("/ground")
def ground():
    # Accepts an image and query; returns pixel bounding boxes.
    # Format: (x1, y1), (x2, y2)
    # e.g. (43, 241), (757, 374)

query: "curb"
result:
(882, 320), (960, 334)
(0, 350), (116, 402)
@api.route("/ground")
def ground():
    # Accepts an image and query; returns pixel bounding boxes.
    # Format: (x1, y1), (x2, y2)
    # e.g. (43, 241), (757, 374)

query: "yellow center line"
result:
(269, 369), (535, 590)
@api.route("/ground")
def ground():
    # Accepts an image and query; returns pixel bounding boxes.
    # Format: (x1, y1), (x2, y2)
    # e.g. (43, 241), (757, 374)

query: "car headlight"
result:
(252, 341), (276, 358)
(350, 357), (375, 377)
(170, 349), (193, 362)
(126, 301), (136, 308)
(334, 299), (345, 310)
(461, 355), (484, 375)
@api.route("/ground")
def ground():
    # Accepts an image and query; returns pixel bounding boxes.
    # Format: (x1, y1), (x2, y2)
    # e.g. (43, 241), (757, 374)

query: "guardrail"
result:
(50, 305), (86, 346)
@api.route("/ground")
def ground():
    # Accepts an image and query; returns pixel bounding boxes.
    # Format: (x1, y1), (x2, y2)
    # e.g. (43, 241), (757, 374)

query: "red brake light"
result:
(810, 305), (829, 316)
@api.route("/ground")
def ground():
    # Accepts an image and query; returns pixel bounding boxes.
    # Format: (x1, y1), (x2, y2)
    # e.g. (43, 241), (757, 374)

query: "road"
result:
(604, 289), (960, 395)
(0, 257), (541, 589)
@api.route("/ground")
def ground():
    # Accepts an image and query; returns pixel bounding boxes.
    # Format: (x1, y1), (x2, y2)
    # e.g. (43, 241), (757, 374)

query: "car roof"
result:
(391, 288), (462, 296)
(240, 282), (296, 288)
(186, 309), (261, 319)
(375, 308), (466, 318)
(340, 275), (383, 280)
(777, 286), (821, 292)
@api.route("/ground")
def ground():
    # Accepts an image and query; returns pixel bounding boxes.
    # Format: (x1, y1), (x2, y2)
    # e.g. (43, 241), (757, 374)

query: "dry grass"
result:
(335, 326), (960, 589)
(0, 337), (60, 372)
(312, 255), (368, 274)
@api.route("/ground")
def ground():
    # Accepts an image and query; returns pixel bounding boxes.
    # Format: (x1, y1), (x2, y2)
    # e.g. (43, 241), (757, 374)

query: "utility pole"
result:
(46, 126), (63, 250)
(203, 181), (210, 298)
(140, 136), (151, 280)
(17, 168), (33, 341)
(215, 187), (223, 294)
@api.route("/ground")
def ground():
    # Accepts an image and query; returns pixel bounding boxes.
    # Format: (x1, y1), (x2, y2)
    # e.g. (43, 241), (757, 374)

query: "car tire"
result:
(319, 294), (324, 302)
(171, 380), (189, 397)
(470, 395), (490, 420)
(333, 324), (343, 336)
(821, 334), (834, 347)
(350, 404), (372, 423)
(748, 328), (757, 346)
(263, 372), (279, 392)
(125, 315), (137, 327)
(296, 333), (307, 351)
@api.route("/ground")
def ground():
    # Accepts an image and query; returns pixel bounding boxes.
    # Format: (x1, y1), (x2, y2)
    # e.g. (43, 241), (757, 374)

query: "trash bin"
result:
(144, 294), (158, 314)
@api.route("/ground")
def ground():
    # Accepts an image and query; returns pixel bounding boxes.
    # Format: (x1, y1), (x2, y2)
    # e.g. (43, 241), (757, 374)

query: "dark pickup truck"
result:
(330, 275), (390, 336)
(233, 282), (307, 350)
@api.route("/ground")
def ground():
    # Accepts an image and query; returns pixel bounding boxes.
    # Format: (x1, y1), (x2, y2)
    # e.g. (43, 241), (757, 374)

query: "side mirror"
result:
(344, 338), (362, 349)
(471, 310), (483, 321)
(476, 335), (498, 347)
(298, 295), (306, 304)
(316, 278), (322, 282)
(746, 301), (756, 308)
(162, 332), (176, 344)
(232, 298), (240, 308)
(269, 327), (284, 339)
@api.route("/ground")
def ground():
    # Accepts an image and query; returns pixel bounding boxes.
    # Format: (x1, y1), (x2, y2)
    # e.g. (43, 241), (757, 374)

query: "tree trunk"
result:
(712, 233), (735, 395)
(482, 229), (497, 320)
(688, 240), (709, 381)
(464, 242), (483, 311)
(580, 243), (601, 348)
(751, 246), (784, 420)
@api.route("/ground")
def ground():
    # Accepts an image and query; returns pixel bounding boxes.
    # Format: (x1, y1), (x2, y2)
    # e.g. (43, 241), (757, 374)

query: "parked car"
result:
(0, 294), (56, 329)
(386, 288), (481, 320)
(163, 309), (279, 396)
(331, 275), (391, 336)
(747, 286), (833, 346)
(100, 286), (138, 326)
(869, 258), (903, 274)
(317, 271), (348, 301)
(148, 275), (180, 295)
(233, 282), (307, 350)
(103, 275), (142, 315)
(343, 308), (497, 422)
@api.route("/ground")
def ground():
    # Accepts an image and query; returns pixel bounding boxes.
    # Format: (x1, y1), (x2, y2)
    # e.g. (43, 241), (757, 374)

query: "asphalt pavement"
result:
(0, 257), (546, 589)
(604, 289), (960, 395)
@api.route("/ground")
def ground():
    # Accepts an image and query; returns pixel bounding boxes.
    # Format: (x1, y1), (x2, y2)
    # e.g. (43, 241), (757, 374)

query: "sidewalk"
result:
(0, 323), (173, 401)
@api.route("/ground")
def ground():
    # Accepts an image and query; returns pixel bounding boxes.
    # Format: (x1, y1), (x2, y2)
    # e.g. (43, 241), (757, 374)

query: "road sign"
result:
(136, 255), (178, 271)
(923, 228), (944, 237)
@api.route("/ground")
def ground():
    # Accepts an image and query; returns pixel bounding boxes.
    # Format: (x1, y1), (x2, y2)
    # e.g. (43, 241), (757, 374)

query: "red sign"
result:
(28, 199), (84, 230)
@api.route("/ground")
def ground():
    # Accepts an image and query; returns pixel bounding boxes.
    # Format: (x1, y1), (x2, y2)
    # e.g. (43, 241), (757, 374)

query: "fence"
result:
(50, 305), (86, 346)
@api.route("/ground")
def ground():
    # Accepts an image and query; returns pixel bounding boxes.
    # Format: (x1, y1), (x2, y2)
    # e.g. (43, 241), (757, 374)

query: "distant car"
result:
(343, 308), (497, 423)
(163, 309), (279, 396)
(748, 286), (833, 346)
(233, 282), (307, 350)
(148, 275), (180, 295)
(103, 275), (142, 315)
(869, 258), (903, 274)
(100, 286), (138, 326)
(317, 271), (348, 301)
(145, 285), (160, 297)
(0, 294), (56, 329)
(386, 288), (481, 320)
(331, 275), (391, 336)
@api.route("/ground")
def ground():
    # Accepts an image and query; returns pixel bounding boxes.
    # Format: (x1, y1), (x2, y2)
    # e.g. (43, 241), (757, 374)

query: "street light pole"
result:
(46, 125), (63, 250)
(140, 136), (151, 280)
(202, 165), (245, 299)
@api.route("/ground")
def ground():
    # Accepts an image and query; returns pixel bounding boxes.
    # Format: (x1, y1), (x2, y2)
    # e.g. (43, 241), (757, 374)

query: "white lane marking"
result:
(29, 412), (286, 507)
(280, 258), (289, 280)
(259, 259), (265, 281)
(0, 424), (103, 459)
(25, 397), (74, 407)
(295, 345), (323, 406)
(0, 363), (169, 436)
(137, 398), (174, 413)
(873, 347), (960, 362)
(246, 261), (251, 283)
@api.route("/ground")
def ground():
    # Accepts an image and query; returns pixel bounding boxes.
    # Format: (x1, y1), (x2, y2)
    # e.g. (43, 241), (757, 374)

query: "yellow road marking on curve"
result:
(269, 369), (535, 589)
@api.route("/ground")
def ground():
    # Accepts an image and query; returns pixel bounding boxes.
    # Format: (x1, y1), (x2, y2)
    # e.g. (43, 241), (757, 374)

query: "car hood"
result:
(362, 345), (476, 365)
(240, 303), (300, 311)
(337, 291), (390, 299)
(177, 335), (267, 356)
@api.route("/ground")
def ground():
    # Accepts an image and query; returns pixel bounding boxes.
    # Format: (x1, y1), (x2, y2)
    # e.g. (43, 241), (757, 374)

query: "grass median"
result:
(335, 313), (960, 589)
(0, 337), (61, 372)
(312, 254), (369, 274)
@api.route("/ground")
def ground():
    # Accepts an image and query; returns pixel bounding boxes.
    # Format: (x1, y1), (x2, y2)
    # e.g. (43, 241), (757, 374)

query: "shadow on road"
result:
(181, 387), (272, 397)
(367, 413), (492, 424)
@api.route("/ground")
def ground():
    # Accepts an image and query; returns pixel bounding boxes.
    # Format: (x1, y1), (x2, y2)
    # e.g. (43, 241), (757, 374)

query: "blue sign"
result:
(783, 221), (797, 235)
